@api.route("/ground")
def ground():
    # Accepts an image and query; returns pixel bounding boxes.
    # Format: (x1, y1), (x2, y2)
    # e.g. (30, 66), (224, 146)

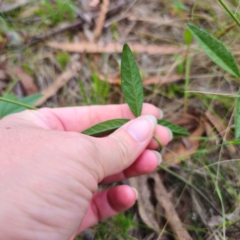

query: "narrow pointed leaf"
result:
(82, 119), (130, 137)
(0, 93), (41, 118)
(121, 44), (144, 117)
(158, 119), (189, 135)
(235, 88), (240, 138)
(187, 23), (240, 78)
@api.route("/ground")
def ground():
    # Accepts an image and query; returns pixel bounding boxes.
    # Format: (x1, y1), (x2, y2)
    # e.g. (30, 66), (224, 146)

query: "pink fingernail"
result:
(126, 115), (157, 143)
(132, 187), (138, 200)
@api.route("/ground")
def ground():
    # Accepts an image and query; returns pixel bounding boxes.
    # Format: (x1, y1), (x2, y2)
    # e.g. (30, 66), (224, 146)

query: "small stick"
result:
(93, 0), (109, 42)
(152, 173), (193, 240)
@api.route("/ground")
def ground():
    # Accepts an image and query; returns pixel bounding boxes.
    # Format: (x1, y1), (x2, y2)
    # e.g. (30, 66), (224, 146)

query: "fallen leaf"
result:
(152, 172), (193, 240)
(204, 119), (220, 145)
(205, 110), (236, 153)
(129, 175), (160, 233)
(47, 42), (184, 55)
(171, 113), (199, 126)
(9, 67), (38, 95)
(34, 62), (81, 107)
(0, 69), (7, 80)
(163, 124), (205, 165)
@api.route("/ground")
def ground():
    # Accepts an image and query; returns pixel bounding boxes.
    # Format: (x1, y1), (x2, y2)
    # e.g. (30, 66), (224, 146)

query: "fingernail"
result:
(158, 108), (164, 119)
(126, 115), (157, 143)
(132, 187), (138, 200)
(154, 151), (162, 165)
(165, 127), (173, 141)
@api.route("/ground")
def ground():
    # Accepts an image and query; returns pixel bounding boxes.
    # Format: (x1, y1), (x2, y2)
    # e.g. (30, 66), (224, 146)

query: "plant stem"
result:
(159, 165), (222, 216)
(218, 0), (240, 28)
(0, 97), (37, 110)
(153, 135), (162, 151)
(184, 50), (191, 113)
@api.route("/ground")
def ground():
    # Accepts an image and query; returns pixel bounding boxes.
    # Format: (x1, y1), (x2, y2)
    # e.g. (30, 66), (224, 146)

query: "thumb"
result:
(93, 115), (157, 179)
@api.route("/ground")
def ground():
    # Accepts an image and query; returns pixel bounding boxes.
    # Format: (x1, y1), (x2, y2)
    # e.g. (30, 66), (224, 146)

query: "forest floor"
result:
(1, 0), (240, 239)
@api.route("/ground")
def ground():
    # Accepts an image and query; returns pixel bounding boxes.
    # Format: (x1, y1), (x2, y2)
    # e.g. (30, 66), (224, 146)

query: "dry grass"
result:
(1, 0), (240, 239)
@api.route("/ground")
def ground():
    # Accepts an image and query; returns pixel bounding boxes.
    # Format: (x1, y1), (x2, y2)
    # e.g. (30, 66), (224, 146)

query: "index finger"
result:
(18, 103), (162, 132)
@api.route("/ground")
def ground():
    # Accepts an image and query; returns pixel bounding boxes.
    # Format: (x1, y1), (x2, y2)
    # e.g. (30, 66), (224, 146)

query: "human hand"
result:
(0, 104), (172, 240)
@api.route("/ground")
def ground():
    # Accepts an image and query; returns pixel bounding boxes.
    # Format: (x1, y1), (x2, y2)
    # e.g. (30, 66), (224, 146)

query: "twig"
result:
(28, 19), (83, 46)
(0, 0), (35, 13)
(93, 0), (109, 42)
(34, 61), (81, 107)
(47, 42), (184, 55)
(159, 165), (222, 216)
(152, 173), (193, 240)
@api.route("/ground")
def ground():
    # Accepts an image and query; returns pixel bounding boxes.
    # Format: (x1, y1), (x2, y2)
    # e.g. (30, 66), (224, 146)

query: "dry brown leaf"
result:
(204, 119), (220, 145)
(152, 173), (192, 240)
(47, 42), (184, 55)
(205, 110), (236, 153)
(0, 62), (8, 80)
(34, 62), (81, 107)
(171, 113), (199, 126)
(163, 124), (205, 165)
(129, 175), (160, 233)
(10, 67), (38, 95)
(93, 0), (109, 42)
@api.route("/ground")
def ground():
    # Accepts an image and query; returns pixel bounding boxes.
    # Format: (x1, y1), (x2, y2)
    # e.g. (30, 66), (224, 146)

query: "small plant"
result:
(37, 0), (76, 25)
(186, 23), (240, 138)
(82, 44), (189, 141)
(56, 51), (70, 69)
(0, 93), (41, 119)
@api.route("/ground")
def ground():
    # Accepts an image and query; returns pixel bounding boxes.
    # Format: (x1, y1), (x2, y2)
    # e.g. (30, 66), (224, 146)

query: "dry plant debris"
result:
(47, 42), (184, 55)
(152, 173), (193, 240)
(163, 123), (205, 165)
(93, 0), (109, 42)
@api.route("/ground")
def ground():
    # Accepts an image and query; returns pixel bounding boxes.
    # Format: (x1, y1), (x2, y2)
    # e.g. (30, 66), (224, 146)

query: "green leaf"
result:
(0, 94), (41, 118)
(184, 29), (193, 45)
(158, 119), (189, 135)
(235, 88), (240, 138)
(82, 119), (130, 137)
(82, 118), (189, 137)
(186, 23), (240, 78)
(121, 44), (144, 117)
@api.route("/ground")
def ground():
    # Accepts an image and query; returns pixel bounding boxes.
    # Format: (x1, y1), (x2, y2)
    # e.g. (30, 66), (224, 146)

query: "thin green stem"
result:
(218, 0), (240, 28)
(184, 55), (191, 113)
(153, 135), (162, 151)
(159, 165), (222, 216)
(0, 97), (37, 110)
(4, 80), (19, 95)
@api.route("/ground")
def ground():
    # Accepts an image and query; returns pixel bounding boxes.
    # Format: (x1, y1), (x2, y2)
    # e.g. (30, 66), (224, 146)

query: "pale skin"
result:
(0, 103), (172, 240)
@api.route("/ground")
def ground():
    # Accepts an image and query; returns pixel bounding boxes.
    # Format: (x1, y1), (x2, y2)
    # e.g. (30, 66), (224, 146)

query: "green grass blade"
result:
(121, 44), (144, 117)
(0, 94), (41, 118)
(78, 78), (89, 105)
(186, 23), (240, 78)
(82, 119), (130, 137)
(158, 119), (189, 135)
(235, 88), (240, 138)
